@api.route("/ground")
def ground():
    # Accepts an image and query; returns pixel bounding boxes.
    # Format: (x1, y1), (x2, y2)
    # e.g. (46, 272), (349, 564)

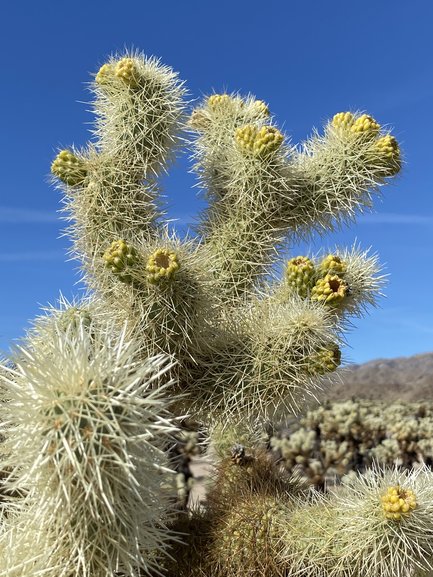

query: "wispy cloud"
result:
(0, 207), (59, 224)
(373, 308), (433, 335)
(0, 250), (63, 262)
(359, 213), (433, 225)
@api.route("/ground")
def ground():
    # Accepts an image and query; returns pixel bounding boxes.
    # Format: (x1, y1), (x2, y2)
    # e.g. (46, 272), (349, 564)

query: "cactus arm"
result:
(51, 52), (187, 267)
(51, 55), (217, 382)
(92, 232), (218, 386)
(275, 245), (385, 318)
(190, 94), (298, 302)
(187, 295), (338, 421)
(292, 112), (401, 233)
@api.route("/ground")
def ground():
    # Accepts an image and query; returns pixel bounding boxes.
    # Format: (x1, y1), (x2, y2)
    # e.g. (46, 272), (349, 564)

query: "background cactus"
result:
(270, 399), (433, 490)
(1, 50), (431, 577)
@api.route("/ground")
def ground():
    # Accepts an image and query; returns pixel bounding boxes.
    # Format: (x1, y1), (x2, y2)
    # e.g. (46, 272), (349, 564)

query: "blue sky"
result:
(1, 0), (432, 364)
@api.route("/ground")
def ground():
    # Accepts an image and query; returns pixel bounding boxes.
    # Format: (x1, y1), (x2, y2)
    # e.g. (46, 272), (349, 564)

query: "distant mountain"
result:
(323, 352), (433, 402)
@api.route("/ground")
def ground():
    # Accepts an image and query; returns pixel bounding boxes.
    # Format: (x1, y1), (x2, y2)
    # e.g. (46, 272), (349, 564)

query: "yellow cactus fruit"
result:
(311, 274), (350, 306)
(188, 109), (211, 131)
(114, 57), (140, 88)
(51, 150), (87, 187)
(235, 125), (284, 157)
(103, 239), (139, 284)
(374, 134), (401, 176)
(285, 256), (316, 298)
(381, 485), (417, 521)
(207, 93), (233, 109)
(306, 345), (341, 375)
(350, 114), (380, 136)
(251, 99), (270, 117)
(318, 254), (347, 277)
(332, 111), (355, 130)
(146, 248), (180, 284)
(95, 63), (114, 85)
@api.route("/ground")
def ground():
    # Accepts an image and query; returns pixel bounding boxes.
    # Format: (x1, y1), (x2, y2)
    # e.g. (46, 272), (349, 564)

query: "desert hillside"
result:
(324, 351), (433, 402)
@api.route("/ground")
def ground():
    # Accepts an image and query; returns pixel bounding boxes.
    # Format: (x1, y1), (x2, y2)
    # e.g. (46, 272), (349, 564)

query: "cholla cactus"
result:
(271, 400), (433, 489)
(3, 50), (431, 577)
(0, 318), (180, 576)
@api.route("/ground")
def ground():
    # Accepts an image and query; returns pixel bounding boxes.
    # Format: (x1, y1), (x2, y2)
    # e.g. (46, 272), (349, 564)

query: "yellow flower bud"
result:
(235, 125), (283, 158)
(318, 254), (347, 277)
(103, 239), (139, 284)
(95, 63), (114, 86)
(332, 111), (355, 130)
(251, 100), (270, 117)
(286, 256), (315, 298)
(350, 114), (380, 136)
(373, 134), (401, 176)
(51, 150), (87, 187)
(311, 274), (350, 306)
(306, 345), (341, 375)
(146, 248), (180, 284)
(381, 486), (417, 521)
(115, 57), (140, 88)
(207, 94), (233, 109)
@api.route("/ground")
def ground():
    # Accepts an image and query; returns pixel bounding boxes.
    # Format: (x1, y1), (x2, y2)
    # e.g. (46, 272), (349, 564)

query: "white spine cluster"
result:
(0, 319), (179, 576)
